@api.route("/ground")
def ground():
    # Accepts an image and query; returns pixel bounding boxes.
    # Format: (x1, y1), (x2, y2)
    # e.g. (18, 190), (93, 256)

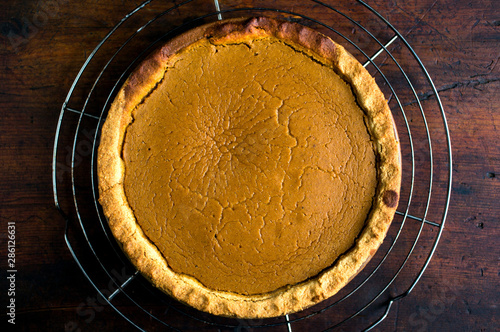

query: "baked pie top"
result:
(98, 17), (401, 318)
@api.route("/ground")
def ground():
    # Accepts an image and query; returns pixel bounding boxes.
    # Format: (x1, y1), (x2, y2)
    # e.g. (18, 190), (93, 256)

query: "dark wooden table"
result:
(1, 0), (498, 331)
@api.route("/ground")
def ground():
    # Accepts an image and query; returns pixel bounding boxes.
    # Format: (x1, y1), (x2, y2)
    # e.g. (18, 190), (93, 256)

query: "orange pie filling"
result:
(122, 38), (377, 295)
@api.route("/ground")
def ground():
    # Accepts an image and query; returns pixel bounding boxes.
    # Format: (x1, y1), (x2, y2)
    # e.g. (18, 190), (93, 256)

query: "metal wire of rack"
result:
(52, 0), (452, 331)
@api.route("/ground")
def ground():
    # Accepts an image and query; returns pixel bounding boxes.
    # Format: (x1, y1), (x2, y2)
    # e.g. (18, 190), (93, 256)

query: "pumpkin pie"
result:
(97, 17), (401, 319)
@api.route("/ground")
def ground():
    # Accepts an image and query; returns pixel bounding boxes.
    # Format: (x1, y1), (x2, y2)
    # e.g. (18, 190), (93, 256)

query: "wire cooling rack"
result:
(52, 0), (452, 330)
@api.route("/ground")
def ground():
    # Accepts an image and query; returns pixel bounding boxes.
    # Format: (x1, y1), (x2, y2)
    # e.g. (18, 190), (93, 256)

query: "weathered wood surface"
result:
(0, 0), (498, 331)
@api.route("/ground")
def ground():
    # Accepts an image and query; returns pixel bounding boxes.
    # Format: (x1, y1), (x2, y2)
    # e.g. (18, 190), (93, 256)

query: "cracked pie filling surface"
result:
(97, 17), (401, 318)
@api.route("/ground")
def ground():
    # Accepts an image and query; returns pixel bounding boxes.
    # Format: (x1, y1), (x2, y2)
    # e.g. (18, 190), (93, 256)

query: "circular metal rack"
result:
(52, 0), (452, 331)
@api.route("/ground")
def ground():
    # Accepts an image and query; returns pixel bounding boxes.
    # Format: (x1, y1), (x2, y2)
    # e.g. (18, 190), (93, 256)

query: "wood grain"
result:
(0, 0), (498, 331)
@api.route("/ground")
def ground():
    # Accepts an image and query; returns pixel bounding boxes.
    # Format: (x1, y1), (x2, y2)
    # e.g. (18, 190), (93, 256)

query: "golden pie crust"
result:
(98, 17), (401, 318)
